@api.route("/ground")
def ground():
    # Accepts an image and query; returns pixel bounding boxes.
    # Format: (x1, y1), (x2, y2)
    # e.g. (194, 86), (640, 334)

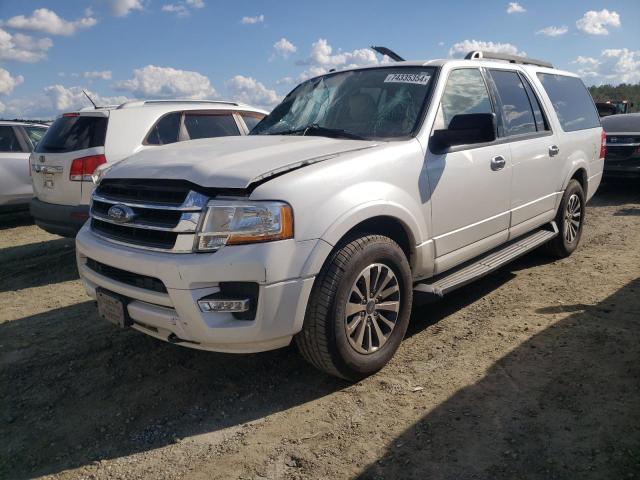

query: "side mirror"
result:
(431, 113), (497, 151)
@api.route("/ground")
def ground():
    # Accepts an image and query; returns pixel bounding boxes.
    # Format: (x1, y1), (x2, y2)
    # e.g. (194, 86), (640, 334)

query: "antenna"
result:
(82, 90), (98, 109)
(370, 46), (405, 62)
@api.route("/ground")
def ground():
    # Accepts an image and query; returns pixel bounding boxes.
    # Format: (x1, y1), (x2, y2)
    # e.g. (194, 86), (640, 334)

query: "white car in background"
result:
(30, 100), (267, 236)
(0, 121), (48, 210)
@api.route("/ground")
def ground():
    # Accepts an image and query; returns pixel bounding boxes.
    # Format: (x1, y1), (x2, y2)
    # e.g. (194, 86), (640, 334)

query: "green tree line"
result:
(589, 83), (640, 113)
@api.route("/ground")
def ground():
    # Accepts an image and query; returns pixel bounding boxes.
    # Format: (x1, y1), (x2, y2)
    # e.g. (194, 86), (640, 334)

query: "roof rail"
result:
(465, 51), (553, 69)
(117, 99), (240, 109)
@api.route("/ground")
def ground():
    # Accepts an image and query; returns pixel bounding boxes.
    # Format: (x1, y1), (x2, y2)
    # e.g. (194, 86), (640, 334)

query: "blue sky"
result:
(0, 0), (638, 118)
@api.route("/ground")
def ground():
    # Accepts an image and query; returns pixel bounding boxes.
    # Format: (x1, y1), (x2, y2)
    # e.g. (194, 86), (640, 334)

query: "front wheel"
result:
(295, 235), (413, 380)
(546, 179), (585, 258)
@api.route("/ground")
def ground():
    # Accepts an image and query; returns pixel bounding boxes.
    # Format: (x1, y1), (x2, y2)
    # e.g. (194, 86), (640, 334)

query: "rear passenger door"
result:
(487, 69), (562, 236)
(0, 125), (32, 205)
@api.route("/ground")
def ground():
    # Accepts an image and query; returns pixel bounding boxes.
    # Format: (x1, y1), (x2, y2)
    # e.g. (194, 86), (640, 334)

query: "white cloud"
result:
(2, 85), (130, 118)
(572, 49), (640, 85)
(536, 25), (568, 37)
(449, 39), (525, 57)
(106, 0), (144, 17)
(0, 68), (24, 95)
(506, 2), (526, 14)
(83, 70), (112, 80)
(226, 75), (279, 109)
(162, 4), (190, 17)
(576, 9), (621, 36)
(0, 28), (53, 63)
(186, 0), (205, 8)
(273, 37), (297, 59)
(162, 0), (204, 17)
(114, 65), (216, 99)
(4, 8), (97, 36)
(294, 38), (388, 80)
(276, 76), (294, 85)
(241, 14), (264, 25)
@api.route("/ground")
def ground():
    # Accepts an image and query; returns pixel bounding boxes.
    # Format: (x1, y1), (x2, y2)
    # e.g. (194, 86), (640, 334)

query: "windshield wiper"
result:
(270, 124), (366, 140)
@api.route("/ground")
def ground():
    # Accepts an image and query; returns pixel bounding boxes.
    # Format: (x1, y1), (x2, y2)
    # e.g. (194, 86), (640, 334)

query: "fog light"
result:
(198, 298), (250, 313)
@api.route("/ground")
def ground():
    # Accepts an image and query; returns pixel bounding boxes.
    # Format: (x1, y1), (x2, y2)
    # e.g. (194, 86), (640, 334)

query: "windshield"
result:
(252, 67), (436, 140)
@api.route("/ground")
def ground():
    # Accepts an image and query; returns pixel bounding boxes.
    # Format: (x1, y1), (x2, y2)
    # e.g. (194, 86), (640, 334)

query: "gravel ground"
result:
(1, 181), (639, 480)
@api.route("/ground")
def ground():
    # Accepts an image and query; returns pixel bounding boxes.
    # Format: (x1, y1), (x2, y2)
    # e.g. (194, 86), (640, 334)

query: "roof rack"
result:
(465, 51), (553, 69)
(117, 100), (240, 109)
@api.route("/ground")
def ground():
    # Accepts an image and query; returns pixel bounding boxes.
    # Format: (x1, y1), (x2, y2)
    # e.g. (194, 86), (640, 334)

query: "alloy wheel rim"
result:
(564, 193), (582, 243)
(344, 263), (401, 354)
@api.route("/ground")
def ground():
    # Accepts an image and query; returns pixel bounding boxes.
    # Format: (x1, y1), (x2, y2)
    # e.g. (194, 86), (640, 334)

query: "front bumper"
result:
(30, 198), (90, 237)
(75, 224), (320, 353)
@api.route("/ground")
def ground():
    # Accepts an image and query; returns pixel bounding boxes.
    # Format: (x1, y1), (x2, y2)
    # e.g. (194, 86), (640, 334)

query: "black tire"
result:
(546, 179), (585, 258)
(295, 234), (413, 381)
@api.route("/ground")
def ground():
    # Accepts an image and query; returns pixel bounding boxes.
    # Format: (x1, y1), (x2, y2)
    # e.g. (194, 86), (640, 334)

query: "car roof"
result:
(303, 56), (578, 81)
(0, 120), (49, 127)
(77, 100), (268, 115)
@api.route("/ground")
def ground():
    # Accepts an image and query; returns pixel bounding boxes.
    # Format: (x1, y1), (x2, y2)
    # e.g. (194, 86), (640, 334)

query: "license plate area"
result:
(96, 288), (132, 328)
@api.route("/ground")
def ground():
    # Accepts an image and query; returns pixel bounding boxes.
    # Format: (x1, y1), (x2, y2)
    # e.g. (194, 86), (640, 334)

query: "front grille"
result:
(91, 218), (179, 249)
(90, 179), (209, 252)
(96, 179), (193, 205)
(86, 258), (167, 293)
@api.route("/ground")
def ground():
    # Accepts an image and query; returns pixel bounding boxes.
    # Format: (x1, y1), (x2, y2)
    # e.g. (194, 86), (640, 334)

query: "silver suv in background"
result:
(30, 100), (266, 236)
(76, 51), (604, 380)
(0, 121), (48, 210)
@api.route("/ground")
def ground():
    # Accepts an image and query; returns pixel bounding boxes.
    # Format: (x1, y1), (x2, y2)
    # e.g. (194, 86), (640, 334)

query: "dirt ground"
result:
(1, 182), (639, 480)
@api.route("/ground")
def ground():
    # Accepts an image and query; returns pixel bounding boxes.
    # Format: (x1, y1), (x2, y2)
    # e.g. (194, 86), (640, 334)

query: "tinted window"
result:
(537, 74), (600, 132)
(0, 126), (22, 152)
(36, 115), (107, 153)
(520, 76), (548, 131)
(184, 114), (240, 139)
(490, 70), (536, 136)
(241, 113), (263, 131)
(438, 68), (493, 129)
(146, 112), (180, 145)
(25, 126), (48, 147)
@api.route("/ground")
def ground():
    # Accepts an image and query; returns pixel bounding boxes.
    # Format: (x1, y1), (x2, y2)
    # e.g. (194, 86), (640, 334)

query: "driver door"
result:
(426, 68), (512, 273)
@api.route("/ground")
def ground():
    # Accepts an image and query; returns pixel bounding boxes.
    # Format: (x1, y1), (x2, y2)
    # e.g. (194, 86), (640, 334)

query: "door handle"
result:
(490, 155), (506, 171)
(549, 145), (560, 157)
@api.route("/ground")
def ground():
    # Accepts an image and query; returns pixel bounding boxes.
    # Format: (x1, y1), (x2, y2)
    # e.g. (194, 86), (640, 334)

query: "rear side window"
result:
(146, 112), (180, 145)
(36, 115), (107, 153)
(184, 113), (240, 139)
(24, 126), (48, 148)
(490, 70), (536, 136)
(241, 113), (264, 131)
(0, 126), (22, 152)
(537, 74), (600, 132)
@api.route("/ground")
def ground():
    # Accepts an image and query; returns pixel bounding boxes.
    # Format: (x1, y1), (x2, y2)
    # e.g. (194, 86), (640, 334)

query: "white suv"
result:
(76, 52), (604, 380)
(30, 100), (266, 236)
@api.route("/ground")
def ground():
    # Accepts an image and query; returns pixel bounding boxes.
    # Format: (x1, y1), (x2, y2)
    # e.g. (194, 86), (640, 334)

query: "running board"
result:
(414, 222), (558, 297)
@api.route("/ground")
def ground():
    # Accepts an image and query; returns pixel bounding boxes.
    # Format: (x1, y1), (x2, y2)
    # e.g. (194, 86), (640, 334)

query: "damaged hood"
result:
(104, 135), (379, 189)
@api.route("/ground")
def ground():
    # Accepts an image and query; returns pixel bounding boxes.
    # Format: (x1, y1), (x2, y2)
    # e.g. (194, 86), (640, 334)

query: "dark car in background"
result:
(601, 113), (640, 180)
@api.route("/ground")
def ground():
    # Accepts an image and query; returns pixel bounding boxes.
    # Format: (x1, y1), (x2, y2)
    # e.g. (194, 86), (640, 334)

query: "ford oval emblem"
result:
(107, 204), (135, 223)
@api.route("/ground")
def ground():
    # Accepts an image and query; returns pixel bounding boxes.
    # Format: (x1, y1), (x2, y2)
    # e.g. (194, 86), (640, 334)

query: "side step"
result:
(414, 222), (558, 297)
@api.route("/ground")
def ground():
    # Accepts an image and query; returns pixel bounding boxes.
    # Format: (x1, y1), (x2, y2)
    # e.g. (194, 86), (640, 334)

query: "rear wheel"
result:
(546, 179), (585, 258)
(295, 235), (412, 380)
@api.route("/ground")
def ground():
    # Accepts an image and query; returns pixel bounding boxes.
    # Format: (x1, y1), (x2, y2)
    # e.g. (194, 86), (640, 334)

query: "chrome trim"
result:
(89, 188), (211, 253)
(31, 164), (63, 174)
(89, 228), (200, 254)
(91, 211), (201, 232)
(606, 142), (640, 147)
(92, 190), (208, 212)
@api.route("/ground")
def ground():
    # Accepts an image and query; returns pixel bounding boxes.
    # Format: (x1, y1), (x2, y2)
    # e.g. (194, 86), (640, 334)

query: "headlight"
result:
(196, 200), (293, 251)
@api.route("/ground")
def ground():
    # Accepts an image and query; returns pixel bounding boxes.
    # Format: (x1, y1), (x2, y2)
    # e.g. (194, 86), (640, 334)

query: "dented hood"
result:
(105, 135), (379, 189)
